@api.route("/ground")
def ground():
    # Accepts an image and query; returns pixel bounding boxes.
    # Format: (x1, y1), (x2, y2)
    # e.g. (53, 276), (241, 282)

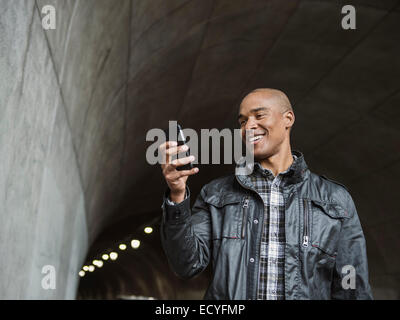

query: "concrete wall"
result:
(0, 0), (129, 299)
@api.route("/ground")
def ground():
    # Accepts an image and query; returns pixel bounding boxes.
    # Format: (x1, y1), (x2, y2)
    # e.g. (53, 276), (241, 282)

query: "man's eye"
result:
(239, 120), (246, 126)
(256, 114), (266, 119)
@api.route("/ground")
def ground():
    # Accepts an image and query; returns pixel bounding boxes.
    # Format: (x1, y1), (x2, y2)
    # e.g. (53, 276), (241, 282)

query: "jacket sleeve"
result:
(160, 185), (211, 280)
(331, 191), (373, 299)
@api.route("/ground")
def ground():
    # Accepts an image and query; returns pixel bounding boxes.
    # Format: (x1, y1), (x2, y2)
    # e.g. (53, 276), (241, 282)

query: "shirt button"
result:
(253, 219), (259, 224)
(250, 258), (255, 263)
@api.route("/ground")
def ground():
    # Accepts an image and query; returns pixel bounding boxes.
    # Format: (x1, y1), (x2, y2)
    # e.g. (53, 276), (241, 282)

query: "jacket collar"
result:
(235, 149), (309, 188)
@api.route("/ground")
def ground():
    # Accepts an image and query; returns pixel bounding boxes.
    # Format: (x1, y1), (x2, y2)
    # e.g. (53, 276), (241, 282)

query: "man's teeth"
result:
(249, 135), (263, 142)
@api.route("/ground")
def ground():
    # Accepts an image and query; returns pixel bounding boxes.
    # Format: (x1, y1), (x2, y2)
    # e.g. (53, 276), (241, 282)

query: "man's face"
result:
(238, 92), (289, 160)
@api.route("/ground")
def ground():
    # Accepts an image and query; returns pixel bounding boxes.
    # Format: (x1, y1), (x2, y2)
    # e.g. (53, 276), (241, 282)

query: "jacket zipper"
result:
(235, 176), (265, 300)
(302, 199), (309, 247)
(241, 198), (250, 239)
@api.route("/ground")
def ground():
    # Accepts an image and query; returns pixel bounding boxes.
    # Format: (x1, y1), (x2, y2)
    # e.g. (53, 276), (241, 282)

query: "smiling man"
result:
(159, 88), (373, 300)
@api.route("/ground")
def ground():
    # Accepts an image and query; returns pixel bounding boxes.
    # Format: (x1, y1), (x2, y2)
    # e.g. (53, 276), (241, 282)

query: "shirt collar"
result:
(236, 150), (308, 186)
(253, 154), (298, 180)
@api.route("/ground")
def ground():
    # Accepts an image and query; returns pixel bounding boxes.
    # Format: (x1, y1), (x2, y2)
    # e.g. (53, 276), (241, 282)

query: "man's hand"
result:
(159, 141), (199, 203)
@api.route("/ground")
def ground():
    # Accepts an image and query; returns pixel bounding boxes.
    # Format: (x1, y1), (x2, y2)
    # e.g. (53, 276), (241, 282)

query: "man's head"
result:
(238, 88), (295, 160)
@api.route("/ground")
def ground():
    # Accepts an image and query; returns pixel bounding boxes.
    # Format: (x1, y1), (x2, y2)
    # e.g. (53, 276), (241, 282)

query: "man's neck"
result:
(257, 148), (294, 177)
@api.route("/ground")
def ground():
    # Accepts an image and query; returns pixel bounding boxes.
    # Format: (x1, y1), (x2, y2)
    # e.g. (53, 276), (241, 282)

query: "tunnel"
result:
(0, 0), (399, 300)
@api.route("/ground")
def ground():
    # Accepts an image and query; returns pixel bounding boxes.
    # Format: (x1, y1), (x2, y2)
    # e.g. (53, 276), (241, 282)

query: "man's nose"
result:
(245, 117), (257, 131)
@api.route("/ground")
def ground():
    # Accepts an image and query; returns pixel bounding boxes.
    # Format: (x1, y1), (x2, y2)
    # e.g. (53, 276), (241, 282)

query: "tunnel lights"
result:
(131, 239), (140, 249)
(79, 271), (85, 277)
(144, 227), (153, 234)
(110, 252), (118, 260)
(88, 265), (95, 272)
(83, 266), (89, 271)
(119, 244), (127, 250)
(93, 260), (103, 268)
(102, 254), (109, 260)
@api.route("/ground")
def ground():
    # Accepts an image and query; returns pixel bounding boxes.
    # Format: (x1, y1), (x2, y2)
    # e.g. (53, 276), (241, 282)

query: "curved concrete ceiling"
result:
(39, 0), (399, 299)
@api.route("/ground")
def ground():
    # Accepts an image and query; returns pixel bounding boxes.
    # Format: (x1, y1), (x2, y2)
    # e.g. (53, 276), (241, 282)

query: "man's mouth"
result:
(247, 133), (266, 145)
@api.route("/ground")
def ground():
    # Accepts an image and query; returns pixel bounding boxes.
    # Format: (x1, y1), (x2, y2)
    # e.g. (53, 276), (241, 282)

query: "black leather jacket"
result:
(160, 150), (373, 299)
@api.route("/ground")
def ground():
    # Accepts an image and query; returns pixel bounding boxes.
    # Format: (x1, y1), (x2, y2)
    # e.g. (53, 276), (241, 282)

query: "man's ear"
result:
(285, 111), (295, 129)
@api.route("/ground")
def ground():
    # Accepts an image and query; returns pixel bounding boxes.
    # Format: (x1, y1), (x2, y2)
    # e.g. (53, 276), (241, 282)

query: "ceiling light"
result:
(131, 239), (140, 249)
(93, 260), (104, 268)
(83, 266), (89, 271)
(110, 252), (118, 260)
(102, 254), (109, 260)
(88, 265), (95, 272)
(79, 271), (85, 277)
(119, 244), (127, 250)
(144, 227), (153, 234)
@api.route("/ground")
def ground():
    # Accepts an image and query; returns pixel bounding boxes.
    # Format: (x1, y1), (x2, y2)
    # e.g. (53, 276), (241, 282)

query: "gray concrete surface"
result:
(1, 0), (399, 299)
(0, 0), (129, 299)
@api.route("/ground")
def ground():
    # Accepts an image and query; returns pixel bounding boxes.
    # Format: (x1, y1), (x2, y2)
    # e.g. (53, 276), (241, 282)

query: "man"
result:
(159, 88), (373, 300)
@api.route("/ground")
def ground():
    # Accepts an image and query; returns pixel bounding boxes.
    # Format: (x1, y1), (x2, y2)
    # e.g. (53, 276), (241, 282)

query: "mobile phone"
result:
(166, 123), (193, 171)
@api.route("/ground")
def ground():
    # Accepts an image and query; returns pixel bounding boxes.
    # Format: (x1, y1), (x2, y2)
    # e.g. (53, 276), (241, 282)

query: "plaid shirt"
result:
(249, 153), (298, 300)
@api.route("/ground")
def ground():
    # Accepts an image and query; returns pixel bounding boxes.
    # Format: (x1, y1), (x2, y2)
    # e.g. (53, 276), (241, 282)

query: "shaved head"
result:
(245, 88), (293, 114)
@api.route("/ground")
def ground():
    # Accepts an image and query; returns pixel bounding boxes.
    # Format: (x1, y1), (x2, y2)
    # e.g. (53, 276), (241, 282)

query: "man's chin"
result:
(253, 148), (272, 161)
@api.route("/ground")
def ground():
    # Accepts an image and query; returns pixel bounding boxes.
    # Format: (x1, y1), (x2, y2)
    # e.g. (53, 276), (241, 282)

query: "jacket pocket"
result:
(204, 194), (243, 239)
(309, 199), (349, 257)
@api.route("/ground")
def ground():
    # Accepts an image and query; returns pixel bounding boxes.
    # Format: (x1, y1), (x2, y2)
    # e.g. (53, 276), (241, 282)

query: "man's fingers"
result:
(162, 155), (196, 178)
(162, 145), (190, 166)
(164, 166), (199, 182)
(159, 141), (179, 164)
(170, 155), (195, 168)
(160, 141), (177, 150)
(165, 144), (189, 157)
(176, 167), (199, 178)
